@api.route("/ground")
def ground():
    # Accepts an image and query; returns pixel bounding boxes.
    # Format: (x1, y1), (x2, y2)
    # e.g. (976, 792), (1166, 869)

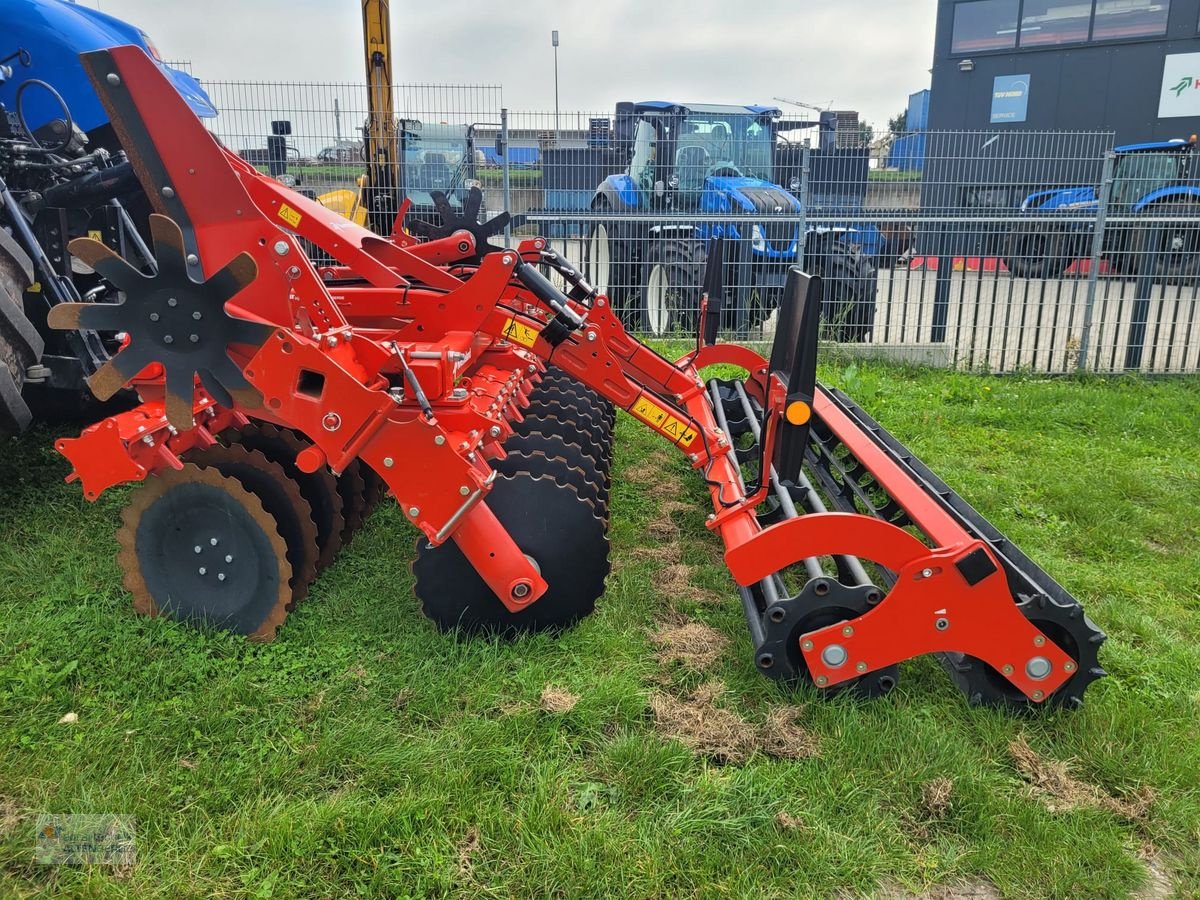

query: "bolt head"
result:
(186, 254), (199, 266)
(194, 545), (202, 554)
(841, 625), (854, 637)
(489, 427), (501, 438)
(408, 507), (420, 517)
(459, 486), (470, 496)
(821, 644), (848, 668)
(224, 555), (233, 563)
(855, 661), (868, 673)
(935, 617), (950, 631)
(149, 312), (160, 322)
(434, 435), (446, 446)
(163, 335), (174, 344)
(326, 335), (338, 348)
(198, 567), (207, 575)
(1063, 661), (1077, 673)
(167, 297), (178, 307)
(1033, 635), (1046, 647)
(273, 240), (290, 256)
(210, 538), (218, 546)
(1031, 690), (1045, 701)
(322, 413), (341, 431)
(511, 582), (531, 599)
(217, 573), (226, 582)
(105, 72), (120, 85)
(189, 334), (199, 343)
(1025, 656), (1053, 681)
(921, 567), (933, 578)
(800, 639), (814, 652)
(814, 675), (828, 687)
(1002, 664), (1014, 675)
(192, 311), (202, 320)
(383, 457), (394, 468)
(161, 186), (175, 199)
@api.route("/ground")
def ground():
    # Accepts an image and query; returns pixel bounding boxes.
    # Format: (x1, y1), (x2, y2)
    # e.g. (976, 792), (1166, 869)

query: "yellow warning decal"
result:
(28, 282), (41, 293)
(630, 394), (698, 447)
(277, 203), (302, 228)
(87, 229), (103, 242)
(501, 316), (542, 349)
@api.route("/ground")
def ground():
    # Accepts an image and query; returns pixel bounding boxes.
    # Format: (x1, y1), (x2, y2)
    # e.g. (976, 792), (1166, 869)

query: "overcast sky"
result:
(96, 0), (936, 125)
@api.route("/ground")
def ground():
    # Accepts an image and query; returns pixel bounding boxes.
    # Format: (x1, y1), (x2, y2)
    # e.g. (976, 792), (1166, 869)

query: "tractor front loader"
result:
(49, 46), (1104, 710)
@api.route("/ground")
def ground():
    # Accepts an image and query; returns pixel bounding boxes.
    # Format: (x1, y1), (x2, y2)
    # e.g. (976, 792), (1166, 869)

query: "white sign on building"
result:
(1159, 52), (1200, 119)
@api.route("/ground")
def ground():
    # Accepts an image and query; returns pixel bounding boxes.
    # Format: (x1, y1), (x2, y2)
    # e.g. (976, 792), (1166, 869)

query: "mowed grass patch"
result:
(0, 362), (1197, 897)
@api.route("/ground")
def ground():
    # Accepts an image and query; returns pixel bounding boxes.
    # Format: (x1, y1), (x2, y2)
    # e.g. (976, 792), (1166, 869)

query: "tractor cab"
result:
(397, 121), (481, 217)
(1109, 137), (1197, 209)
(617, 102), (788, 215)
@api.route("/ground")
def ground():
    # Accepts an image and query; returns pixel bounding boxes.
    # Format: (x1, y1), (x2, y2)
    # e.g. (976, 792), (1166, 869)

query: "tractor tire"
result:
(807, 239), (877, 343)
(638, 237), (705, 337)
(1136, 201), (1200, 284)
(583, 202), (633, 316)
(1002, 224), (1069, 279)
(0, 243), (41, 438)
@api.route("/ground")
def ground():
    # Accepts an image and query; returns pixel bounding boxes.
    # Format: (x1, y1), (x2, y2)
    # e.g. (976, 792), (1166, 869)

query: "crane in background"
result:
(361, 0), (397, 234)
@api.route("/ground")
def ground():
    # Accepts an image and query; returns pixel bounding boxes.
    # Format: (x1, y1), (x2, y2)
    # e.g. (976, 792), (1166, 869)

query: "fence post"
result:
(796, 145), (810, 270)
(500, 107), (512, 247)
(1077, 150), (1115, 373)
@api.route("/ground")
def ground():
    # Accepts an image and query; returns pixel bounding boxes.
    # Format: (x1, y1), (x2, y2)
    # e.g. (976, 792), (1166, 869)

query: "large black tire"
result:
(638, 237), (705, 337)
(807, 238), (877, 343)
(583, 201), (634, 316)
(1136, 201), (1200, 284)
(1002, 223), (1069, 279)
(0, 245), (40, 438)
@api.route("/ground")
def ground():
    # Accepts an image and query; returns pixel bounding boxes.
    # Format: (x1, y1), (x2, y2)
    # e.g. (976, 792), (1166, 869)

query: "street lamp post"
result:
(552, 29), (560, 140)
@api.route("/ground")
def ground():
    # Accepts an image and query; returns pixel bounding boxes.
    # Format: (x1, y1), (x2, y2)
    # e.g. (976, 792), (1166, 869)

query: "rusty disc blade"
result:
(226, 423), (345, 571)
(337, 459), (369, 545)
(115, 464), (292, 641)
(185, 443), (320, 607)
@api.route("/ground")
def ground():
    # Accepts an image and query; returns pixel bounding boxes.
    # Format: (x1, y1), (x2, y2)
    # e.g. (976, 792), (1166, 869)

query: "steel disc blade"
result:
(412, 469), (609, 635)
(493, 448), (607, 521)
(186, 443), (320, 606)
(227, 423), (345, 571)
(116, 464), (292, 640)
(336, 460), (369, 545)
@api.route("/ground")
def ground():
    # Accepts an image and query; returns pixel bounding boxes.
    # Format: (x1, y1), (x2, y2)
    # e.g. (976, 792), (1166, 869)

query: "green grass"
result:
(1, 361), (1198, 898)
(868, 170), (923, 182)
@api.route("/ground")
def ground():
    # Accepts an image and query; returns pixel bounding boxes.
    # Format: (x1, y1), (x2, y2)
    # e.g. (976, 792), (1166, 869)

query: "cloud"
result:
(98, 0), (935, 124)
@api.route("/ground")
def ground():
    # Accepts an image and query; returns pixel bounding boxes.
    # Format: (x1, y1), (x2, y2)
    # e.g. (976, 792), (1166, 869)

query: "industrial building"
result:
(929, 0), (1200, 140)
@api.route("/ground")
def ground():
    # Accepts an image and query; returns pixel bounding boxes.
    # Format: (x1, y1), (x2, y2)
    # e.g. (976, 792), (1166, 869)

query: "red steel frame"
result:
(56, 46), (1074, 702)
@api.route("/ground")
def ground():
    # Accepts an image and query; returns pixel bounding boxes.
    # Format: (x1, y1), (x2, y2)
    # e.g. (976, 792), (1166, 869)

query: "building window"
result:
(1019, 1), (1094, 45)
(1091, 0), (1170, 40)
(951, 0), (1021, 53)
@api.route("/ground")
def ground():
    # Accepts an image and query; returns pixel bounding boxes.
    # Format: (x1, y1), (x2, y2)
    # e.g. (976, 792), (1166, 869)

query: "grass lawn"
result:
(1, 361), (1198, 898)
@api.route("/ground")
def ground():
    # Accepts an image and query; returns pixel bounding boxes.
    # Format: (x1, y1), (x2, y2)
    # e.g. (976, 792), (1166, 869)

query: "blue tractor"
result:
(0, 0), (215, 436)
(1002, 137), (1200, 280)
(584, 101), (876, 337)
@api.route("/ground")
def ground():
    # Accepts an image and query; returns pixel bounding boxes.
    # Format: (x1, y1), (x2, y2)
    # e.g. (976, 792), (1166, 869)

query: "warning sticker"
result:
(501, 317), (542, 349)
(87, 230), (104, 242)
(630, 394), (698, 447)
(277, 203), (302, 228)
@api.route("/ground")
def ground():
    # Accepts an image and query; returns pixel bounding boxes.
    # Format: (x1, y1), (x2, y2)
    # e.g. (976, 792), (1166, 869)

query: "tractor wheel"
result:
(1137, 201), (1200, 283)
(1002, 224), (1069, 279)
(639, 238), (705, 337)
(412, 456), (609, 635)
(0, 247), (39, 438)
(808, 239), (877, 343)
(583, 203), (632, 314)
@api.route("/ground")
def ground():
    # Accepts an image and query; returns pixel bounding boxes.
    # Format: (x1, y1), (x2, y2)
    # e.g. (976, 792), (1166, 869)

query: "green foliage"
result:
(1, 363), (1198, 897)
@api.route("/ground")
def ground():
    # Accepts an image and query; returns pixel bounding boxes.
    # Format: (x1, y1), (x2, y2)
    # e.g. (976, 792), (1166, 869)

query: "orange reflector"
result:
(785, 400), (812, 426)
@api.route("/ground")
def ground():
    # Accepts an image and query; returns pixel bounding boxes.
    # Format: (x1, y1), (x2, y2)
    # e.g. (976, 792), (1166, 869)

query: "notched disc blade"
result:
(116, 464), (293, 641)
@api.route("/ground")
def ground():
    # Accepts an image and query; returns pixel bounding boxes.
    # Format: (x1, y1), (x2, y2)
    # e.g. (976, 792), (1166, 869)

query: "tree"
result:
(888, 109), (908, 136)
(859, 122), (875, 146)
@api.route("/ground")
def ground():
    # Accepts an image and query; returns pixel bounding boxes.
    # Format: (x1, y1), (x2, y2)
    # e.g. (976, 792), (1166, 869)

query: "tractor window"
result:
(674, 114), (774, 181)
(630, 119), (657, 193)
(402, 128), (470, 198)
(1112, 152), (1184, 206)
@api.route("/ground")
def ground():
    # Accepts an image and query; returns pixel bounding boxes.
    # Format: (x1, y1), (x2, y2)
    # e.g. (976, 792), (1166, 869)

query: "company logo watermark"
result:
(34, 815), (136, 866)
(1170, 76), (1200, 98)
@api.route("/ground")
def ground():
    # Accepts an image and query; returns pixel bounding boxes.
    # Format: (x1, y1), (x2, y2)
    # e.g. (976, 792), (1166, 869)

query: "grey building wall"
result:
(930, 0), (1200, 142)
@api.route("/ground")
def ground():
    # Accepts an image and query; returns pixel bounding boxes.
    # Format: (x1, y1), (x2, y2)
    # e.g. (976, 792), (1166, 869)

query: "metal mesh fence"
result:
(198, 83), (1200, 375)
